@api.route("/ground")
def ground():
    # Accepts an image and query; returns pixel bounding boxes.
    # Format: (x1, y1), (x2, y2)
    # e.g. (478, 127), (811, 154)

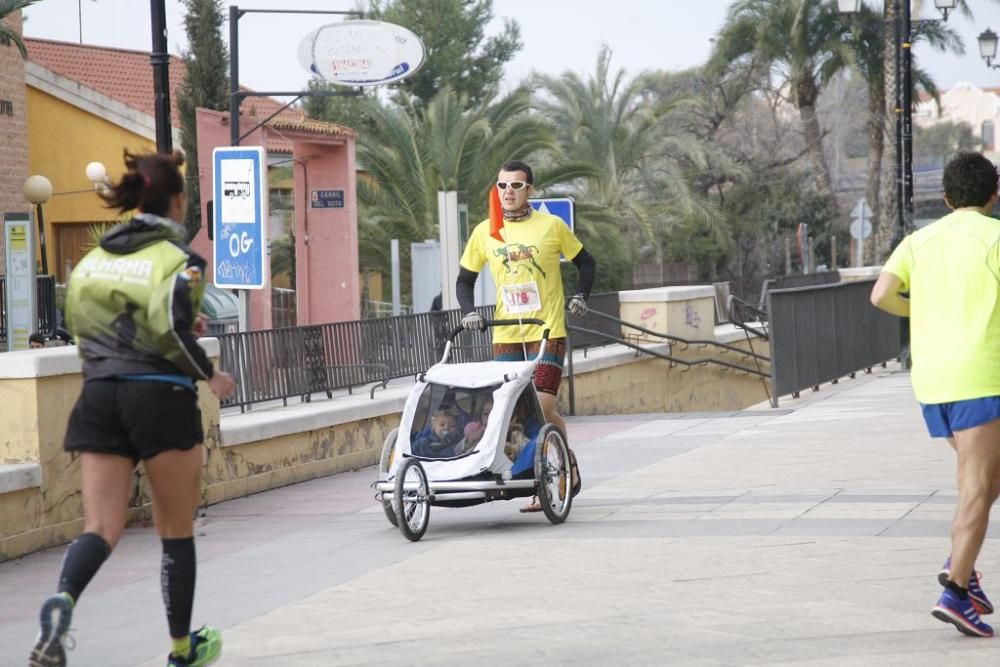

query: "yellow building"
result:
(24, 38), (300, 281)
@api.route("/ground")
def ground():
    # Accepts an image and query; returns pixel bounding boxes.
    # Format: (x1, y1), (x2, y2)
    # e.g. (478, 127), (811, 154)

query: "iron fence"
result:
(216, 305), (498, 411)
(563, 292), (621, 354)
(767, 279), (900, 404)
(215, 293), (624, 412)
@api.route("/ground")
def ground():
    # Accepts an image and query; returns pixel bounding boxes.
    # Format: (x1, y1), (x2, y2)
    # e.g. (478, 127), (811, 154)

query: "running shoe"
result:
(939, 556), (994, 614)
(28, 594), (73, 667)
(932, 588), (994, 637)
(166, 626), (222, 667)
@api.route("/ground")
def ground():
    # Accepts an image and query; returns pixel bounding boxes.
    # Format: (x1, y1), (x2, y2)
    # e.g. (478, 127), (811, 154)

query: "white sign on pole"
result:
(849, 198), (873, 240)
(297, 20), (426, 87)
(4, 212), (37, 351)
(850, 198), (872, 267)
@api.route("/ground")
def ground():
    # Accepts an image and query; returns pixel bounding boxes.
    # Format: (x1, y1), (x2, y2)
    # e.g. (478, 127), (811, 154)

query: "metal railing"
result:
(216, 305), (498, 411)
(560, 292), (620, 355)
(565, 309), (772, 415)
(216, 292), (624, 412)
(767, 279), (900, 404)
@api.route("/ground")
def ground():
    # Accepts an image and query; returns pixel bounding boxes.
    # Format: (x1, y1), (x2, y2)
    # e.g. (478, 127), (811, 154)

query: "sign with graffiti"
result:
(297, 20), (425, 87)
(212, 146), (267, 289)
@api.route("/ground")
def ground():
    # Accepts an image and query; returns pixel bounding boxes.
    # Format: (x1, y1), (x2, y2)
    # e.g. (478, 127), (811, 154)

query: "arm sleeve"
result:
(456, 267), (478, 314)
(570, 247), (596, 298)
(165, 259), (214, 380)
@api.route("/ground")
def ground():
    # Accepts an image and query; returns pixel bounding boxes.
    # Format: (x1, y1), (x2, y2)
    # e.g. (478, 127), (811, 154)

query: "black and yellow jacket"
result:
(65, 213), (214, 381)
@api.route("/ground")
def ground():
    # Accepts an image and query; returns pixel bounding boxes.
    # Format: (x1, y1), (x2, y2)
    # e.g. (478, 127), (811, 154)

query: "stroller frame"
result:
(373, 319), (574, 541)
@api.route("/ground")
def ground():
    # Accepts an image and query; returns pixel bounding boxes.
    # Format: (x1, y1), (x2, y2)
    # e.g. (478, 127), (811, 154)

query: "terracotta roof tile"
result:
(266, 117), (356, 138)
(24, 37), (306, 131)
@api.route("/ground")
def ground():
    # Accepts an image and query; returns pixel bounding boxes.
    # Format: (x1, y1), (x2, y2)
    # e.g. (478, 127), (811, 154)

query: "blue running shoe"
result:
(932, 588), (994, 637)
(938, 556), (994, 615)
(166, 626), (222, 666)
(28, 594), (73, 667)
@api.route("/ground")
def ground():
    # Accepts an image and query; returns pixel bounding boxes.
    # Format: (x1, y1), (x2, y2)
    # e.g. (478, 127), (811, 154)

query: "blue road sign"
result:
(529, 197), (574, 232)
(213, 146), (267, 289)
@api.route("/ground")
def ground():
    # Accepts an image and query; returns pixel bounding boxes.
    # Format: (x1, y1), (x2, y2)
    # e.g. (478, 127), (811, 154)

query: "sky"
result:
(20, 0), (1000, 96)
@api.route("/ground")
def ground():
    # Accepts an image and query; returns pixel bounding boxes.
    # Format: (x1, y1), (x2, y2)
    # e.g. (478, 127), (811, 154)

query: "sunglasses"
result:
(496, 180), (528, 191)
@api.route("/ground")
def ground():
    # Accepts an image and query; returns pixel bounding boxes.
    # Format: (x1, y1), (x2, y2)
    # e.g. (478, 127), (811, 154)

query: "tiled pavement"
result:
(4, 362), (1000, 665)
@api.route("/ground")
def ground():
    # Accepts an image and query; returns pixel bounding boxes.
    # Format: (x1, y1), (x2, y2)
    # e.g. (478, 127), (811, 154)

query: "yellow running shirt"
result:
(882, 209), (1000, 404)
(460, 210), (583, 344)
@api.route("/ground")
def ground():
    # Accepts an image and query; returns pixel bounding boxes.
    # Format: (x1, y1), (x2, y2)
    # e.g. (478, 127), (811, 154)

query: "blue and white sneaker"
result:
(28, 594), (74, 667)
(939, 556), (994, 615)
(932, 588), (994, 637)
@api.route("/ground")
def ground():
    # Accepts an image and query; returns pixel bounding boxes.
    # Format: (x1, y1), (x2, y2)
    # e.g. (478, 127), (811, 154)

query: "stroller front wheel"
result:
(379, 428), (399, 527)
(534, 424), (573, 524)
(394, 458), (430, 541)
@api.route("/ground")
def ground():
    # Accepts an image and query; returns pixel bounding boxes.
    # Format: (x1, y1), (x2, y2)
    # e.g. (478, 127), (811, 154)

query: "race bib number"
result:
(501, 281), (542, 314)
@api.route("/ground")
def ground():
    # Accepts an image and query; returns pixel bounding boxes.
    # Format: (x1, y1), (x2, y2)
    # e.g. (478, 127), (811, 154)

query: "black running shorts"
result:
(64, 379), (204, 462)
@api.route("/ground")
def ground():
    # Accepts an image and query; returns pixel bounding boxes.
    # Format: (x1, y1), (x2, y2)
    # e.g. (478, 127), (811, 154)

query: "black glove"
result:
(567, 294), (588, 317)
(461, 311), (486, 331)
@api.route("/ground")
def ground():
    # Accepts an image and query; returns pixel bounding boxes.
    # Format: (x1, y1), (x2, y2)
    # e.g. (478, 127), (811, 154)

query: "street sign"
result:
(310, 189), (344, 209)
(849, 218), (873, 240)
(529, 197), (574, 232)
(850, 198), (872, 240)
(212, 146), (267, 289)
(297, 20), (425, 87)
(4, 212), (36, 351)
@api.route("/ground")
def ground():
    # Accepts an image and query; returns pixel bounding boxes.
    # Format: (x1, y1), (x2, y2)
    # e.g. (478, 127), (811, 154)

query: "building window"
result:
(983, 120), (995, 151)
(0, 100), (12, 116)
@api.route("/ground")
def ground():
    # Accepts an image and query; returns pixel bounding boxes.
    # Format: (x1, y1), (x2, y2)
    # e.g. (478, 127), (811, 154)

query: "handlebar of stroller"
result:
(446, 318), (549, 344)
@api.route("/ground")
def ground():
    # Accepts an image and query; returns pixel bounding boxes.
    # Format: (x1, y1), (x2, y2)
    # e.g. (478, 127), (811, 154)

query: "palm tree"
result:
(0, 0), (39, 58)
(355, 86), (590, 288)
(847, 3), (959, 260)
(534, 47), (721, 271)
(711, 0), (853, 206)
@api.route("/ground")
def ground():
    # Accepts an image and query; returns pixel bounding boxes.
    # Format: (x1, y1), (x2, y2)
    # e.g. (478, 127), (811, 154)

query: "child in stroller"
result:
(412, 408), (463, 458)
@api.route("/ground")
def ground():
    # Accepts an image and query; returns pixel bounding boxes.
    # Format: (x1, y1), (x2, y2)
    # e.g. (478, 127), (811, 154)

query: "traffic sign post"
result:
(212, 146), (268, 331)
(850, 198), (872, 267)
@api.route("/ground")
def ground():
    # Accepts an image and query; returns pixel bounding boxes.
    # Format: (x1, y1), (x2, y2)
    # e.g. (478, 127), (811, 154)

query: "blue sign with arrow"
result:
(529, 197), (574, 232)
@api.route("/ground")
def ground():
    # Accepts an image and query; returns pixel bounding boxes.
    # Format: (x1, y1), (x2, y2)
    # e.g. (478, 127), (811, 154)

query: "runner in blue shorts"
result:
(872, 151), (1000, 638)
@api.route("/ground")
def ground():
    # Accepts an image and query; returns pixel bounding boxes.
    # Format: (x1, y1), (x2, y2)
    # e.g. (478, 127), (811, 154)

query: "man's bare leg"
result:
(948, 419), (1000, 588)
(538, 392), (566, 435)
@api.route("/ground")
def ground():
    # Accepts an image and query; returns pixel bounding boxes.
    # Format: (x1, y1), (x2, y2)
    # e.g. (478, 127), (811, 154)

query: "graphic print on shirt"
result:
(493, 243), (546, 278)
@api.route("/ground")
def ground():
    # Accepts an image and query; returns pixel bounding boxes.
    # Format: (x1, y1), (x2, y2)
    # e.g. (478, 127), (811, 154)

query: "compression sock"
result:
(161, 537), (197, 648)
(57, 532), (111, 602)
(170, 634), (192, 659)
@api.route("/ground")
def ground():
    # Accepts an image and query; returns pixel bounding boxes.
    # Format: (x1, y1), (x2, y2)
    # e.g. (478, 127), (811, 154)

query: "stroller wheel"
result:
(394, 458), (430, 541)
(534, 424), (573, 524)
(379, 428), (399, 527)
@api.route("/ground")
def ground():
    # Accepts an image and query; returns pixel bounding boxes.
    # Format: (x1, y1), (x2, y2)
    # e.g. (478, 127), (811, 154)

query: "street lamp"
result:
(934, 0), (957, 23)
(22, 175), (52, 276)
(979, 28), (1000, 69)
(837, 1), (949, 253)
(85, 161), (108, 191)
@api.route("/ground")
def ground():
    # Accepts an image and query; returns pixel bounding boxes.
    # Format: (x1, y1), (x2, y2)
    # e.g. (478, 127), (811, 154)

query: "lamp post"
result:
(838, 0), (953, 248)
(22, 175), (52, 276)
(978, 28), (1000, 69)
